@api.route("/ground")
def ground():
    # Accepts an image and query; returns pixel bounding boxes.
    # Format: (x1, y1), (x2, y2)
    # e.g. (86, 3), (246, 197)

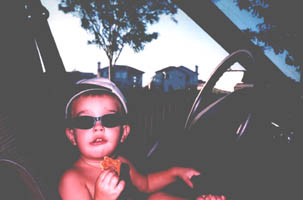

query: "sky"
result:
(40, 0), (298, 91)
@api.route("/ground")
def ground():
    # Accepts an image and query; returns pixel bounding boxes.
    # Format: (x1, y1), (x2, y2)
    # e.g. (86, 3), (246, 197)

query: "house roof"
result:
(156, 66), (177, 73)
(178, 66), (198, 75)
(156, 66), (197, 75)
(100, 65), (144, 74)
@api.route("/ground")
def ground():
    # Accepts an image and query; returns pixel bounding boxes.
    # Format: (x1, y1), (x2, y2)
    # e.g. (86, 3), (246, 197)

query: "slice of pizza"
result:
(100, 156), (121, 176)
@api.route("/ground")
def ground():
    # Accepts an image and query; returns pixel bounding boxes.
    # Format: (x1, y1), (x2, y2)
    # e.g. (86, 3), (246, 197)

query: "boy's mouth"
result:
(91, 138), (106, 145)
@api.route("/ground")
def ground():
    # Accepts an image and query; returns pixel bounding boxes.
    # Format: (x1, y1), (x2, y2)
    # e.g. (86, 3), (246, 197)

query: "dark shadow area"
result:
(0, 165), (35, 200)
(140, 86), (302, 199)
(0, 159), (45, 200)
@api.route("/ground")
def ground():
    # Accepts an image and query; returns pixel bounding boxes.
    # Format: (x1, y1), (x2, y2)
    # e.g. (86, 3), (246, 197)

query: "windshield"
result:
(212, 0), (300, 82)
(41, 0), (246, 92)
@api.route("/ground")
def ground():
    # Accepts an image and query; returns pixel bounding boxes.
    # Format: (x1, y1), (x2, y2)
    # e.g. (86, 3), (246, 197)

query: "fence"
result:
(121, 88), (198, 160)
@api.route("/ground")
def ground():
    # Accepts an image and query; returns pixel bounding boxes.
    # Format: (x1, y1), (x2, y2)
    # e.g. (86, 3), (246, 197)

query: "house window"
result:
(116, 72), (121, 78)
(122, 72), (127, 79)
(133, 76), (137, 83)
(154, 77), (159, 82)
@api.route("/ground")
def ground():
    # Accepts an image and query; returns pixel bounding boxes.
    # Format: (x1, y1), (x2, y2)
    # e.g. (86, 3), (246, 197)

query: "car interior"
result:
(1, 0), (302, 199)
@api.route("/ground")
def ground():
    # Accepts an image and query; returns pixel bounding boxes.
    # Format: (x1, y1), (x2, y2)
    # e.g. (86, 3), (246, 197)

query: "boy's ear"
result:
(120, 125), (130, 143)
(65, 128), (77, 146)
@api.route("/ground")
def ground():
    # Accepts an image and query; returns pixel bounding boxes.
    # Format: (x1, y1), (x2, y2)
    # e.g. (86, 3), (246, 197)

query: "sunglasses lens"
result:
(72, 116), (95, 129)
(68, 114), (125, 129)
(102, 114), (124, 128)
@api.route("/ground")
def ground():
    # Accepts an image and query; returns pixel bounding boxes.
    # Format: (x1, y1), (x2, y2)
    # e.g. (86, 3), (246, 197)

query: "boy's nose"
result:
(93, 121), (105, 131)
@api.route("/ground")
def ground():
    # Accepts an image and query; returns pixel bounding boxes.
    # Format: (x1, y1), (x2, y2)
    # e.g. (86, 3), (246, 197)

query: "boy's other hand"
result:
(196, 194), (226, 200)
(173, 167), (200, 189)
(94, 169), (125, 200)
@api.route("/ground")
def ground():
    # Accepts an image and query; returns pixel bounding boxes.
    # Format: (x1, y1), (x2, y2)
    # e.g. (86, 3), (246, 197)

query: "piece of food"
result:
(100, 156), (121, 176)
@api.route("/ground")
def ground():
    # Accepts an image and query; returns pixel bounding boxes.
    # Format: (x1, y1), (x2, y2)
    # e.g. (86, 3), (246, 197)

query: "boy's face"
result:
(65, 94), (130, 161)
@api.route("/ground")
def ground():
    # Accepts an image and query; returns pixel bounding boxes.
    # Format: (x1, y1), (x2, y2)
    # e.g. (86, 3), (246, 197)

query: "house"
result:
(151, 65), (199, 92)
(178, 65), (199, 88)
(98, 63), (144, 89)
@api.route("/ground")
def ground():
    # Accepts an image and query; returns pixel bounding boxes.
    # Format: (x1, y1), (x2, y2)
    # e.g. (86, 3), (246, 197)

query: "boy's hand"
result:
(173, 167), (200, 188)
(94, 169), (125, 200)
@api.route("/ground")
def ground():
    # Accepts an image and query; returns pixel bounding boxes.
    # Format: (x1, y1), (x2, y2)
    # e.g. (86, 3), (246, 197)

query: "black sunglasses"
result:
(68, 113), (126, 129)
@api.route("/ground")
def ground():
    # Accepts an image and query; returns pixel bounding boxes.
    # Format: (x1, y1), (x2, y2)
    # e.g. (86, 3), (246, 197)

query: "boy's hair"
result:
(65, 77), (128, 119)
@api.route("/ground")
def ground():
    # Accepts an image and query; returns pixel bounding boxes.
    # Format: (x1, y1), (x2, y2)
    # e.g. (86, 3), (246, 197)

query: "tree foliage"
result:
(234, 0), (303, 81)
(58, 0), (178, 79)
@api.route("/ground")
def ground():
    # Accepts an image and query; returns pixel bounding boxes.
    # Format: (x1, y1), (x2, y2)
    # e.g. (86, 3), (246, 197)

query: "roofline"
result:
(155, 66), (177, 73)
(156, 66), (198, 75)
(101, 65), (144, 74)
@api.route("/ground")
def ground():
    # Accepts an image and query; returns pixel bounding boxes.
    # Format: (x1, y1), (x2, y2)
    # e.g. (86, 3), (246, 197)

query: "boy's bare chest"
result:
(82, 169), (101, 197)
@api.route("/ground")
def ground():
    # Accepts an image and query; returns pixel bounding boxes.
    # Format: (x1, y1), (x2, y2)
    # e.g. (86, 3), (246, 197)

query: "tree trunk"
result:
(108, 65), (112, 80)
(108, 58), (113, 81)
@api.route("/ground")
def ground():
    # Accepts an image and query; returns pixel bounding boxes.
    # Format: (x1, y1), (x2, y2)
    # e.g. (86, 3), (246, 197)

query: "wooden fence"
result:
(121, 88), (198, 160)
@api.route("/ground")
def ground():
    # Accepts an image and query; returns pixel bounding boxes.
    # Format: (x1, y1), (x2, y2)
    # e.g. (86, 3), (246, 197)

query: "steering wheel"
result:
(184, 49), (254, 132)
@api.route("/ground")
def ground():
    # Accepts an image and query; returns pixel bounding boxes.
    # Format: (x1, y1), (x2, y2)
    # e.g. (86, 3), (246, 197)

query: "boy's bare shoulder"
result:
(59, 168), (86, 189)
(59, 168), (84, 189)
(59, 168), (91, 199)
(60, 168), (84, 183)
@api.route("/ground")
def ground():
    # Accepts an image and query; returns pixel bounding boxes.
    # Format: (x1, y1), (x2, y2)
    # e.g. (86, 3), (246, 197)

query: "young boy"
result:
(59, 77), (201, 200)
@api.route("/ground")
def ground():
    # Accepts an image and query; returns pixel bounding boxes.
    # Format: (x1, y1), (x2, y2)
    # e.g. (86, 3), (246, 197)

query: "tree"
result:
(234, 0), (303, 82)
(58, 0), (178, 80)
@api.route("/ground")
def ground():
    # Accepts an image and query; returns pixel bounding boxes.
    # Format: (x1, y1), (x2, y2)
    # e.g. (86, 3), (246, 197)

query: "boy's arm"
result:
(120, 157), (199, 193)
(58, 170), (92, 200)
(144, 167), (200, 193)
